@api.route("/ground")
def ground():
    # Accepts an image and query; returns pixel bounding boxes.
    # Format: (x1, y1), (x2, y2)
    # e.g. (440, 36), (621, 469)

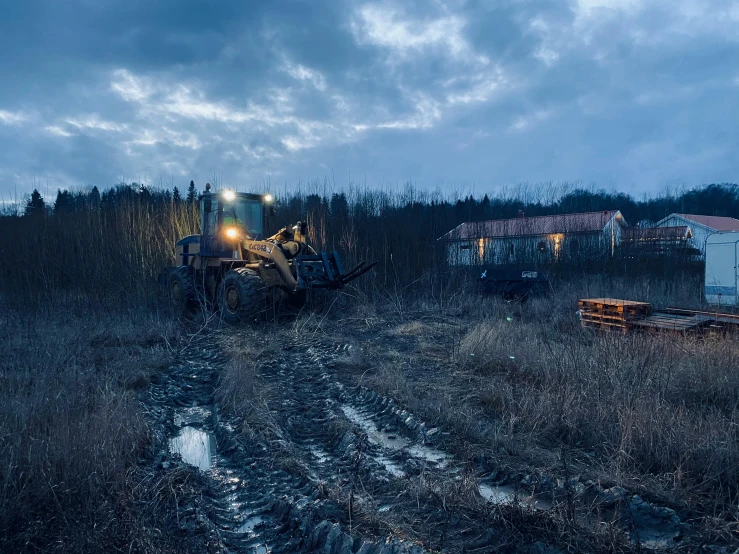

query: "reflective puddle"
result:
(479, 483), (517, 504)
(479, 483), (552, 510)
(238, 515), (264, 535)
(375, 455), (406, 477)
(308, 445), (330, 464)
(169, 426), (216, 470)
(340, 405), (451, 467)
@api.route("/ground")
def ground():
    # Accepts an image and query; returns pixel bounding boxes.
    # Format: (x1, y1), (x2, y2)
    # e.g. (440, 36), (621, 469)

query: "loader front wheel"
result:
(168, 266), (196, 318)
(285, 289), (308, 312)
(218, 268), (266, 324)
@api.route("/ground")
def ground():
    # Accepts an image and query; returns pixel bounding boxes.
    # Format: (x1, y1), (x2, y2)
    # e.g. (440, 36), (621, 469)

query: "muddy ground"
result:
(141, 306), (739, 554)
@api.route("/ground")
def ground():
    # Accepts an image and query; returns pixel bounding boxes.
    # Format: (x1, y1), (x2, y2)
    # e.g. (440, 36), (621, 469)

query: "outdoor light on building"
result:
(222, 189), (236, 201)
(264, 193), (274, 203)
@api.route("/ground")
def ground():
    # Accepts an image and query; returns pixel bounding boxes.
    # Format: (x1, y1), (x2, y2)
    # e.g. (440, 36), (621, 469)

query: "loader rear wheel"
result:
(168, 266), (196, 318)
(218, 268), (266, 324)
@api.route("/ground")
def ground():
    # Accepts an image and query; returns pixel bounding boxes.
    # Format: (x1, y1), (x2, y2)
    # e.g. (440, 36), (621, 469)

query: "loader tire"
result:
(168, 266), (196, 318)
(285, 289), (308, 312)
(218, 268), (266, 324)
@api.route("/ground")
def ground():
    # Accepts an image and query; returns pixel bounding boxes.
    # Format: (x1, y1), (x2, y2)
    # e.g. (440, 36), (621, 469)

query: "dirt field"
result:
(149, 294), (738, 553)
(3, 291), (738, 553)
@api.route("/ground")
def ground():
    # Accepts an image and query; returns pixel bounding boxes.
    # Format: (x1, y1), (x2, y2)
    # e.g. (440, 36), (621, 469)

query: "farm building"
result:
(655, 214), (739, 256)
(620, 226), (697, 258)
(440, 210), (627, 266)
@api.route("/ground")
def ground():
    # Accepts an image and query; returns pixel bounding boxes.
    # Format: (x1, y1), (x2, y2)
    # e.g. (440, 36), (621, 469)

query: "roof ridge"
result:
(674, 213), (739, 219)
(461, 209), (619, 225)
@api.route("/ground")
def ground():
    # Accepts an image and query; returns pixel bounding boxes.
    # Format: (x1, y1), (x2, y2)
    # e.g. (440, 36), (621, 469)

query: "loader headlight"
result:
(222, 189), (236, 201)
(225, 227), (239, 239)
(263, 193), (273, 203)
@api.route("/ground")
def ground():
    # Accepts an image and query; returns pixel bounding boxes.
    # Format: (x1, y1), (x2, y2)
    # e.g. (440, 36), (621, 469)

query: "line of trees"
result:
(1, 180), (736, 306)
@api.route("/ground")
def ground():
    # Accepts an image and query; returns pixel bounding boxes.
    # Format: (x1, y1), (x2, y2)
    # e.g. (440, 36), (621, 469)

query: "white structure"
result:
(655, 214), (739, 257)
(440, 210), (627, 266)
(705, 232), (739, 305)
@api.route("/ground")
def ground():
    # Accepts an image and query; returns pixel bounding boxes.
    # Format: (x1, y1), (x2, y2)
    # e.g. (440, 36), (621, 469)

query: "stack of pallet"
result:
(578, 298), (651, 331)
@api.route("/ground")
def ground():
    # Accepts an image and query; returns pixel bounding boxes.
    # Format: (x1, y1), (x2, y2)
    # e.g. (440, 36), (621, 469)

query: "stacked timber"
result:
(578, 298), (651, 331)
(578, 299), (739, 333)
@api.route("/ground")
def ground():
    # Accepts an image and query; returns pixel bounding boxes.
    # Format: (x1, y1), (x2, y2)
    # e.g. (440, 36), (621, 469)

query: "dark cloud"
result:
(1, 0), (738, 198)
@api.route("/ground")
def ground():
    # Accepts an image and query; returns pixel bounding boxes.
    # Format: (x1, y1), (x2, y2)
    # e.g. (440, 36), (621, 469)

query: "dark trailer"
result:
(476, 268), (550, 301)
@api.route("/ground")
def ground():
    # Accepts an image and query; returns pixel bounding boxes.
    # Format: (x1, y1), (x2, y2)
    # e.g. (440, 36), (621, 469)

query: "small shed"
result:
(655, 214), (739, 257)
(440, 210), (627, 266)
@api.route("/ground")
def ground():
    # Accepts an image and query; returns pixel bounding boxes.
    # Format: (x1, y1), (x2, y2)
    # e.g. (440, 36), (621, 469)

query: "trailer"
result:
(477, 267), (550, 301)
(705, 232), (739, 306)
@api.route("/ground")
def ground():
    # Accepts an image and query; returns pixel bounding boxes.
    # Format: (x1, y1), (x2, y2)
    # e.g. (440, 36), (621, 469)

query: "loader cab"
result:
(199, 188), (274, 258)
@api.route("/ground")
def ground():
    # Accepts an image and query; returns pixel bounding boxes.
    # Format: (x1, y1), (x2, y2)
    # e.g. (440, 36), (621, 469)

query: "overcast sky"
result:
(1, 0), (737, 199)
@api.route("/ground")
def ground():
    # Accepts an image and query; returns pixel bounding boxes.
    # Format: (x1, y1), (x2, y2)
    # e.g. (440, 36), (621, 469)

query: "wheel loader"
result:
(161, 184), (376, 323)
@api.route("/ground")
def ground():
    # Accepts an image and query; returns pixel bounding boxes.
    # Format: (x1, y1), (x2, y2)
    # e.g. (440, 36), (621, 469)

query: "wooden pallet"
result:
(664, 307), (739, 327)
(578, 298), (651, 317)
(628, 313), (705, 332)
(579, 298), (739, 333)
(579, 298), (651, 331)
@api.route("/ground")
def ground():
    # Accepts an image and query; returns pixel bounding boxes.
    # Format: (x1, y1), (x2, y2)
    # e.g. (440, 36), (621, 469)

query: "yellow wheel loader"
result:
(161, 184), (375, 323)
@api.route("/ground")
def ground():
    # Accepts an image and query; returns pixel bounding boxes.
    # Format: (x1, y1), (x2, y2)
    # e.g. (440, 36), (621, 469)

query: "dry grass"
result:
(328, 277), (739, 526)
(462, 315), (739, 493)
(214, 339), (282, 441)
(0, 301), (186, 552)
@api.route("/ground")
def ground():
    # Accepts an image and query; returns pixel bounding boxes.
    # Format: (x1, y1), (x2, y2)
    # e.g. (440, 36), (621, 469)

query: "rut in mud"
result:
(145, 327), (691, 553)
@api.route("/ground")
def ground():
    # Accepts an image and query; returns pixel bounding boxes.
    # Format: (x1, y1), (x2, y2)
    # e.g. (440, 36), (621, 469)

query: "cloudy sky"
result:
(1, 0), (738, 199)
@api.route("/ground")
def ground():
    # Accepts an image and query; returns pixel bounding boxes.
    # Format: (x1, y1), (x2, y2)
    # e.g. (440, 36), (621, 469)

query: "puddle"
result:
(629, 496), (682, 549)
(479, 483), (552, 511)
(633, 523), (682, 550)
(408, 445), (449, 465)
(376, 455), (406, 477)
(479, 484), (517, 504)
(341, 405), (450, 468)
(169, 426), (216, 470)
(308, 445), (330, 464)
(238, 515), (264, 535)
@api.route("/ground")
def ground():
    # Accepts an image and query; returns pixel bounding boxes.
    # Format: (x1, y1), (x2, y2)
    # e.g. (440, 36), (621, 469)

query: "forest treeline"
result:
(1, 180), (737, 305)
(11, 180), (739, 224)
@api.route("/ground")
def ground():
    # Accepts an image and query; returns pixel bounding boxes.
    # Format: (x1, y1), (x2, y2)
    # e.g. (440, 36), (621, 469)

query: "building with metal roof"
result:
(655, 213), (739, 256)
(439, 210), (627, 266)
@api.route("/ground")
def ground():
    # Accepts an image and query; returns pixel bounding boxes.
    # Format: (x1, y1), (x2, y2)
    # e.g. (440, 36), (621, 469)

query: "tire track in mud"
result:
(148, 332), (685, 553)
(149, 346), (300, 553)
(257, 339), (559, 553)
(147, 337), (428, 554)
(261, 338), (690, 553)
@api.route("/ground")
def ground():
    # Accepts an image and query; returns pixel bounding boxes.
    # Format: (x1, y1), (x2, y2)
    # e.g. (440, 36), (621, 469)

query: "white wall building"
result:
(655, 214), (739, 257)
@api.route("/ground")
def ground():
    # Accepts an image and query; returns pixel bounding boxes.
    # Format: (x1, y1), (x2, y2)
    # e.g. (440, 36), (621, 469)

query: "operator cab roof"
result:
(198, 189), (270, 202)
